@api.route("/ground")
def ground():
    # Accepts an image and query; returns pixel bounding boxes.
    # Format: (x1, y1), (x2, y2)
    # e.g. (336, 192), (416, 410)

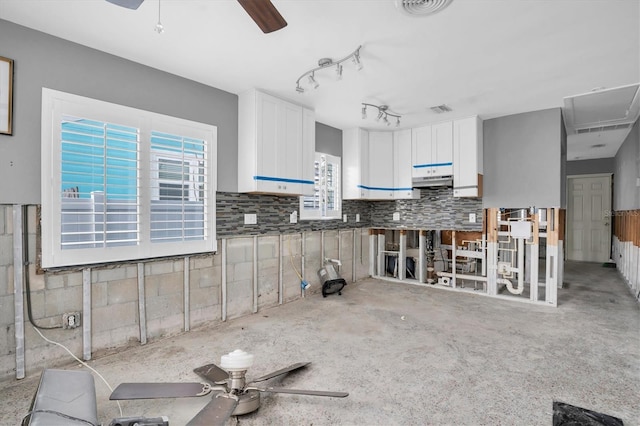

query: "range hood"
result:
(411, 175), (453, 188)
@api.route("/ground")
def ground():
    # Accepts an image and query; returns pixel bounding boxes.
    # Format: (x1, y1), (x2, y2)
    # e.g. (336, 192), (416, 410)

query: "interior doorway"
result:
(566, 174), (612, 262)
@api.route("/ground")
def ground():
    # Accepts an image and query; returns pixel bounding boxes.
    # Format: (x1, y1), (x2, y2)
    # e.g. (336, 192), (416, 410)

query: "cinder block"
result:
(124, 264), (138, 279)
(213, 252), (222, 267)
(227, 238), (253, 263)
(144, 274), (161, 297)
(258, 237), (278, 259)
(258, 257), (278, 271)
(95, 266), (128, 283)
(66, 271), (83, 287)
(227, 278), (252, 300)
(190, 307), (220, 327)
(92, 301), (138, 332)
(192, 256), (214, 269)
(92, 282), (108, 307)
(0, 206), (5, 235)
(230, 261), (253, 283)
(0, 294), (15, 327)
(146, 292), (183, 320)
(1, 266), (9, 295)
(0, 235), (12, 266)
(146, 260), (174, 276)
(173, 259), (184, 272)
(4, 207), (12, 235)
(190, 286), (217, 310)
(157, 272), (183, 296)
(27, 264), (45, 291)
(107, 278), (138, 305)
(45, 274), (65, 290)
(44, 287), (81, 318)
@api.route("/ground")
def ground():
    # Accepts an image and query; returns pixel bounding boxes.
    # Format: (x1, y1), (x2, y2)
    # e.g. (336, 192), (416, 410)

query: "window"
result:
(300, 152), (341, 220)
(41, 88), (217, 268)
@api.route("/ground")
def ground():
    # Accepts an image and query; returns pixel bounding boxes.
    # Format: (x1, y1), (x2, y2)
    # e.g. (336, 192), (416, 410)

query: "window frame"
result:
(41, 88), (217, 268)
(299, 152), (342, 220)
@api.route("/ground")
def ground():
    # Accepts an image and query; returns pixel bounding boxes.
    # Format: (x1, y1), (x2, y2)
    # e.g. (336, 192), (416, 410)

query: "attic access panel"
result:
(563, 83), (640, 134)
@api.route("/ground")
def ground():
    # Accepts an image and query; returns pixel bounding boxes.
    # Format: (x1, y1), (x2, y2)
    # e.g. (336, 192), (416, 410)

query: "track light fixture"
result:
(295, 45), (362, 93)
(361, 103), (401, 127)
(154, 0), (164, 34)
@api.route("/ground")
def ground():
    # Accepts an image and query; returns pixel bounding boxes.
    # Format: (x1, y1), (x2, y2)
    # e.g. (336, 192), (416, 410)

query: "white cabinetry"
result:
(411, 121), (453, 178)
(342, 128), (369, 199)
(393, 129), (420, 199)
(453, 116), (483, 197)
(342, 128), (418, 200)
(238, 89), (315, 195)
(367, 131), (395, 199)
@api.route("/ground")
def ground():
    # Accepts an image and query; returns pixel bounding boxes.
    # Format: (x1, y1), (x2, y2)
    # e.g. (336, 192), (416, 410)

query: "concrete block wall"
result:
(0, 205), (371, 381)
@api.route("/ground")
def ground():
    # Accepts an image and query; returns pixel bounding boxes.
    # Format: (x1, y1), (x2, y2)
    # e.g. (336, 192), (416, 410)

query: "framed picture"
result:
(0, 56), (14, 135)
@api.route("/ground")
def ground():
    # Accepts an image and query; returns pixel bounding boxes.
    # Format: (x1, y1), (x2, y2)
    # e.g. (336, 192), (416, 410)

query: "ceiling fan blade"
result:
(110, 382), (210, 400)
(105, 0), (145, 10)
(186, 395), (239, 426)
(259, 386), (349, 398)
(193, 363), (229, 384)
(250, 362), (310, 383)
(236, 0), (288, 33)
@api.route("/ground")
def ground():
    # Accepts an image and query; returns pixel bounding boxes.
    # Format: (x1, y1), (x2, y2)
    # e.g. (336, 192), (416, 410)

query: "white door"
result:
(567, 174), (612, 262)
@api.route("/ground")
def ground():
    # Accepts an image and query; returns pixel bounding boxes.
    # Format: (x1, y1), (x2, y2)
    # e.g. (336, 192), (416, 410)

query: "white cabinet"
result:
(453, 116), (483, 197)
(393, 129), (420, 199)
(411, 121), (453, 178)
(342, 128), (418, 200)
(238, 89), (315, 196)
(342, 128), (369, 199)
(367, 131), (395, 199)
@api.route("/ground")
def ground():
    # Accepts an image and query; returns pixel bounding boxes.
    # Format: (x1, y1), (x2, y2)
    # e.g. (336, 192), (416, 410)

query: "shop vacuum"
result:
(317, 258), (347, 297)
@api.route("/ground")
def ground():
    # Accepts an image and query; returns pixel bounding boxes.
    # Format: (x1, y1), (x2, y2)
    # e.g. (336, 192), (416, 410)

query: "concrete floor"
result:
(1, 261), (639, 425)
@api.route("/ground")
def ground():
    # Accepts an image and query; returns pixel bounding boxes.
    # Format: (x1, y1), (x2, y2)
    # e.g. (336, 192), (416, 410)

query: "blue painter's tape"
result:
(357, 185), (413, 192)
(254, 176), (314, 185)
(413, 162), (453, 169)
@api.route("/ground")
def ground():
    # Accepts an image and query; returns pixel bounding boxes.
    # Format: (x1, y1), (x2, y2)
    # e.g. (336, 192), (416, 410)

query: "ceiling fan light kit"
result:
(295, 45), (363, 93)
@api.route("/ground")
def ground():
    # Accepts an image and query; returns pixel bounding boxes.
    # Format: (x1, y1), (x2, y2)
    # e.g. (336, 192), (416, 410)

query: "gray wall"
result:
(0, 19), (239, 203)
(567, 158), (615, 175)
(315, 122), (342, 156)
(483, 108), (564, 208)
(614, 119), (640, 210)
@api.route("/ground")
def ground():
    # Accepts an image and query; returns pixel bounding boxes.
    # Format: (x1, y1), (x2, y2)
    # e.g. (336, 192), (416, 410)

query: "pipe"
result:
(82, 268), (91, 361)
(137, 262), (147, 345)
(221, 239), (227, 321)
(184, 256), (190, 331)
(438, 271), (513, 288)
(253, 236), (258, 313)
(13, 205), (25, 379)
(504, 238), (525, 295)
(352, 229), (357, 283)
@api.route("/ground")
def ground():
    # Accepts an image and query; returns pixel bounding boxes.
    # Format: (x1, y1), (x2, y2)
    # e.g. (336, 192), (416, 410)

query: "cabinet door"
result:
(394, 129), (418, 199)
(453, 116), (482, 197)
(342, 128), (369, 199)
(411, 125), (432, 178)
(255, 92), (281, 193)
(431, 121), (453, 177)
(367, 131), (394, 199)
(279, 101), (303, 194)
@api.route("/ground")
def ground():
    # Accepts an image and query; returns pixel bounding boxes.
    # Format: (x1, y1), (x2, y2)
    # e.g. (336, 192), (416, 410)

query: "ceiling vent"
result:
(563, 83), (640, 135)
(395, 0), (454, 16)
(430, 104), (452, 113)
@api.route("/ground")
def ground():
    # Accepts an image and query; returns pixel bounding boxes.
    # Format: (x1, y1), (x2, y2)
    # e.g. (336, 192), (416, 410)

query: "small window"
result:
(300, 152), (341, 220)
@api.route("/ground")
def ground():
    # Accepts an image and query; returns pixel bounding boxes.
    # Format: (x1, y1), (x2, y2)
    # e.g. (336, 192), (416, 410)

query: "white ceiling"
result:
(1, 0), (639, 160)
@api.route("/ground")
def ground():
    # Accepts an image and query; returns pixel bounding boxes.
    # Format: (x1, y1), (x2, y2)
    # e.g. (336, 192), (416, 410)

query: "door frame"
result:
(566, 173), (613, 262)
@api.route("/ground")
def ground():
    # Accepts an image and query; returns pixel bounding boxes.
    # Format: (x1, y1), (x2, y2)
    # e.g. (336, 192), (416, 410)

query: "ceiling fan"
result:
(110, 349), (349, 425)
(105, 0), (288, 33)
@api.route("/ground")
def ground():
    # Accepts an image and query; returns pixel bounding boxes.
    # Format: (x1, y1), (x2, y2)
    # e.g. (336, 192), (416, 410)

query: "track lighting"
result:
(295, 45), (362, 93)
(154, 0), (164, 34)
(361, 103), (402, 127)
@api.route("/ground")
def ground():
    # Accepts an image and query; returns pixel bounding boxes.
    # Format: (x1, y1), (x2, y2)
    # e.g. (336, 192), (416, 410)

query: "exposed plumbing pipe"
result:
(278, 234), (283, 305)
(137, 262), (147, 344)
(504, 238), (525, 295)
(184, 256), (190, 331)
(252, 236), (258, 313)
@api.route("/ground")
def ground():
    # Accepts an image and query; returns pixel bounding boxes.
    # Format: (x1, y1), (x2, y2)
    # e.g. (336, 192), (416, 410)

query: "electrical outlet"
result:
(62, 312), (81, 329)
(356, 214), (360, 223)
(244, 213), (257, 225)
(290, 211), (297, 224)
(393, 212), (400, 221)
(469, 213), (476, 223)
(343, 214), (348, 222)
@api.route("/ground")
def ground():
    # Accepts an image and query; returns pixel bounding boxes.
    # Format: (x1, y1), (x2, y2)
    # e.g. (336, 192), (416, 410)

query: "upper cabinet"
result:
(393, 129), (420, 200)
(238, 89), (315, 196)
(453, 116), (483, 198)
(342, 128), (418, 200)
(411, 121), (453, 178)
